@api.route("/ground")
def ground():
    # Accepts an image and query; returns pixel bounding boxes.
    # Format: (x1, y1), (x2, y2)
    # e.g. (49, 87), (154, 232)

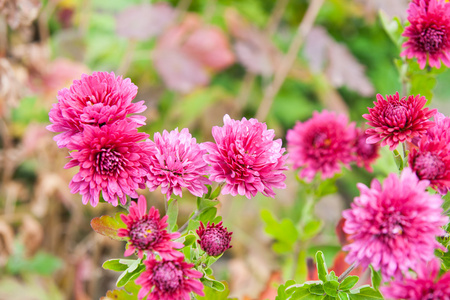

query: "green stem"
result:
(177, 210), (201, 233)
(338, 262), (356, 283)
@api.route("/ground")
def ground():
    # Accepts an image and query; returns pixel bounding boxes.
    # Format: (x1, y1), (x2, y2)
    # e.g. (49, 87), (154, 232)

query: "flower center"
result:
(312, 132), (331, 148)
(153, 261), (183, 292)
(414, 152), (445, 180)
(378, 211), (404, 237)
(129, 219), (160, 249)
(384, 104), (408, 123)
(419, 27), (445, 54)
(95, 148), (122, 175)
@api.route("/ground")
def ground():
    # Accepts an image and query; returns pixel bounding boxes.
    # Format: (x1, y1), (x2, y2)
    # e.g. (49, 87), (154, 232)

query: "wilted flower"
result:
(381, 259), (450, 300)
(146, 128), (211, 200)
(135, 256), (204, 300)
(402, 0), (450, 69)
(353, 127), (380, 172)
(203, 114), (288, 199)
(286, 110), (355, 181)
(363, 92), (436, 150)
(118, 196), (183, 259)
(65, 120), (152, 207)
(196, 222), (232, 256)
(342, 168), (448, 280)
(47, 72), (146, 148)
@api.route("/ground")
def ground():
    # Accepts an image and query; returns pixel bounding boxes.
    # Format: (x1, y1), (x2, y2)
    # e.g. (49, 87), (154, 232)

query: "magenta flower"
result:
(118, 196), (183, 259)
(426, 112), (450, 142)
(135, 256), (204, 300)
(363, 92), (436, 150)
(409, 137), (450, 194)
(353, 127), (380, 172)
(196, 222), (232, 256)
(381, 259), (450, 300)
(65, 120), (153, 207)
(286, 110), (355, 181)
(146, 128), (211, 200)
(342, 168), (448, 280)
(203, 114), (288, 199)
(47, 72), (146, 148)
(402, 0), (450, 69)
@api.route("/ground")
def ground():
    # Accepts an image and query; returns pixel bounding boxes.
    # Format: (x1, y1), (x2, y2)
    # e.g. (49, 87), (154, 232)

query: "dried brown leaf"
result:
(20, 214), (43, 257)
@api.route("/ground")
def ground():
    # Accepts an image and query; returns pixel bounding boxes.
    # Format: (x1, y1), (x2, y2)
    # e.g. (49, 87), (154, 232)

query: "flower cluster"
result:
(342, 168), (448, 280)
(286, 110), (379, 181)
(402, 0), (450, 69)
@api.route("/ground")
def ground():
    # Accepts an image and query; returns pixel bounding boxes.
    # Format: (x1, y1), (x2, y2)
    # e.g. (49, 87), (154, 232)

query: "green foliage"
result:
(90, 213), (127, 241)
(276, 251), (382, 299)
(370, 266), (382, 291)
(378, 12), (404, 48)
(197, 281), (237, 300)
(392, 149), (404, 171)
(115, 259), (145, 288)
(101, 280), (140, 300)
(261, 209), (299, 254)
(102, 259), (129, 272)
(6, 247), (63, 276)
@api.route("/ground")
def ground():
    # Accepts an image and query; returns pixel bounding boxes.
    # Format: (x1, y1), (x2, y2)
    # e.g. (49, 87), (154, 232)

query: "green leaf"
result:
(370, 266), (382, 291)
(183, 233), (197, 247)
(261, 209), (298, 253)
(167, 199), (178, 231)
(316, 251), (328, 282)
(116, 261), (145, 288)
(198, 198), (220, 211)
(197, 281), (236, 300)
(201, 276), (226, 292)
(326, 271), (338, 282)
(91, 213), (127, 241)
(392, 149), (403, 171)
(338, 292), (350, 300)
(339, 276), (359, 291)
(443, 193), (450, 212)
(378, 11), (404, 47)
(198, 207), (218, 223)
(348, 286), (383, 299)
(323, 280), (339, 297)
(102, 259), (128, 272)
(308, 283), (325, 295)
(302, 219), (323, 240)
(210, 185), (222, 200)
(275, 280), (296, 300)
(101, 279), (140, 300)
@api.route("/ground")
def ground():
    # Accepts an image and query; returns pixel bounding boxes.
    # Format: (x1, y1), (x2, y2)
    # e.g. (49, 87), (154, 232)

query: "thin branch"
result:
(266, 0), (290, 36)
(177, 210), (201, 233)
(117, 39), (137, 76)
(255, 0), (325, 121)
(338, 262), (356, 283)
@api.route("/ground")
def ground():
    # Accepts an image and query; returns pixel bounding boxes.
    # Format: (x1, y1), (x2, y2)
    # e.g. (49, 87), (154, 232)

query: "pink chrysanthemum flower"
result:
(146, 128), (211, 200)
(286, 110), (355, 181)
(47, 72), (146, 148)
(402, 0), (450, 69)
(118, 195), (183, 259)
(409, 137), (450, 194)
(426, 112), (450, 141)
(203, 114), (288, 199)
(353, 127), (380, 172)
(196, 222), (232, 256)
(363, 92), (436, 150)
(342, 168), (448, 280)
(65, 120), (153, 206)
(135, 256), (204, 300)
(381, 259), (450, 300)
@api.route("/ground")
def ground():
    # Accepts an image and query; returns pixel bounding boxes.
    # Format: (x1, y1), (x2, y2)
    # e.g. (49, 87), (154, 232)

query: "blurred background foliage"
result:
(0, 0), (450, 299)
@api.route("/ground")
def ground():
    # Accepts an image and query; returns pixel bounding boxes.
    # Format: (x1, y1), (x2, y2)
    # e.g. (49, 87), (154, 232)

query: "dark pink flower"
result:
(146, 128), (211, 200)
(409, 137), (450, 194)
(342, 168), (448, 280)
(402, 0), (450, 69)
(426, 112), (450, 141)
(118, 195), (183, 259)
(65, 120), (152, 207)
(135, 256), (204, 300)
(353, 127), (380, 172)
(203, 114), (288, 199)
(196, 222), (232, 256)
(363, 92), (436, 150)
(381, 259), (450, 300)
(47, 72), (146, 148)
(286, 110), (355, 181)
